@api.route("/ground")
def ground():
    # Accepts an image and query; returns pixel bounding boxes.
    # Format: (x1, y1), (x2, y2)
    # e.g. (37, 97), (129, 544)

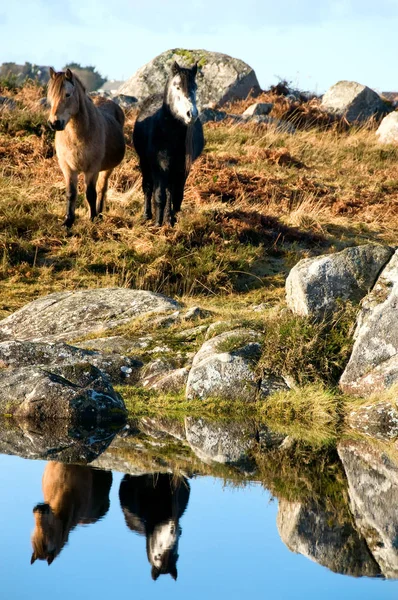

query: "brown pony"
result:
(30, 462), (112, 565)
(47, 68), (125, 227)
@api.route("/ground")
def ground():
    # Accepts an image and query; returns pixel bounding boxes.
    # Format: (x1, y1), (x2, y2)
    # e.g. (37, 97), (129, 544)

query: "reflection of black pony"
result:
(119, 473), (190, 580)
(133, 61), (204, 226)
(31, 463), (112, 565)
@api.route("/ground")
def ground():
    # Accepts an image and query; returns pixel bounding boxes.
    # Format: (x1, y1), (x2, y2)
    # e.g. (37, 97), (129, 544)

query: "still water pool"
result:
(0, 441), (397, 600)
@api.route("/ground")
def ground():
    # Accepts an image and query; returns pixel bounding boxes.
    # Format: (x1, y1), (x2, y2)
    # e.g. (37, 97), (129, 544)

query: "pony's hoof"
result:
(63, 217), (74, 228)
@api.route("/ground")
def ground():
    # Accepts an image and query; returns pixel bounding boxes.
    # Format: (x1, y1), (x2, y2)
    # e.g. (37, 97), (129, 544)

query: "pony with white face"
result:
(47, 68), (125, 227)
(133, 61), (204, 226)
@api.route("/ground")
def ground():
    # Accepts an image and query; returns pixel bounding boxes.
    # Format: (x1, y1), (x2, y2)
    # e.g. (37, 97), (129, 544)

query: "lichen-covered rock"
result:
(185, 417), (256, 468)
(0, 340), (142, 385)
(74, 335), (141, 355)
(340, 250), (398, 395)
(338, 439), (398, 578)
(0, 288), (180, 343)
(117, 48), (261, 108)
(347, 401), (398, 440)
(186, 329), (261, 401)
(321, 81), (390, 123)
(286, 244), (393, 318)
(376, 112), (398, 144)
(144, 367), (190, 393)
(277, 498), (380, 577)
(0, 363), (127, 422)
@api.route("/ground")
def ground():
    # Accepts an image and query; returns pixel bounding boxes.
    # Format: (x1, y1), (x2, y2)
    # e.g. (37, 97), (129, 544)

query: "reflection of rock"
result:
(0, 288), (180, 343)
(0, 363), (127, 423)
(277, 498), (380, 577)
(0, 417), (121, 463)
(185, 417), (256, 468)
(338, 439), (398, 578)
(31, 463), (112, 565)
(347, 401), (398, 441)
(119, 473), (190, 581)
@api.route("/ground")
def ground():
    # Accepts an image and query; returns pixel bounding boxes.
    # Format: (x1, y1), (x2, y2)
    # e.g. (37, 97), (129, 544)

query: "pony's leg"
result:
(154, 179), (166, 226)
(85, 172), (99, 221)
(96, 169), (112, 215)
(164, 186), (175, 226)
(61, 167), (78, 228)
(171, 174), (186, 216)
(142, 168), (153, 221)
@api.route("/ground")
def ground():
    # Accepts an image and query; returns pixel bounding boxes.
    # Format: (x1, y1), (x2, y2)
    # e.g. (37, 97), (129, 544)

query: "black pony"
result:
(133, 61), (204, 226)
(119, 473), (190, 581)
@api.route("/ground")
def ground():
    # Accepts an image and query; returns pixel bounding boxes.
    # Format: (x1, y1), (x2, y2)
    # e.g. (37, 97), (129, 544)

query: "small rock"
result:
(321, 80), (391, 123)
(377, 112), (398, 144)
(243, 102), (273, 117)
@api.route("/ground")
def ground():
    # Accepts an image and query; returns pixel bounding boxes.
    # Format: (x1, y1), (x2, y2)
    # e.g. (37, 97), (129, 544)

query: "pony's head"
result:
(30, 502), (64, 566)
(165, 61), (199, 126)
(47, 67), (81, 131)
(147, 518), (181, 581)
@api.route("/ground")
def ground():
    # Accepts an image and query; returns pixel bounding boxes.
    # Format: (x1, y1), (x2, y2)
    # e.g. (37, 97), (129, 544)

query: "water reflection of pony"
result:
(47, 68), (125, 227)
(31, 462), (112, 565)
(119, 473), (190, 580)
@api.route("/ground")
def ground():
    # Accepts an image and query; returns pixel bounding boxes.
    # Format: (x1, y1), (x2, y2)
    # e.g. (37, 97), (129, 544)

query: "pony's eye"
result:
(65, 93), (71, 98)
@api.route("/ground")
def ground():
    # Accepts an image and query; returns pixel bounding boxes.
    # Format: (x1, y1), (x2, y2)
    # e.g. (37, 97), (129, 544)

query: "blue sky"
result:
(1, 0), (397, 93)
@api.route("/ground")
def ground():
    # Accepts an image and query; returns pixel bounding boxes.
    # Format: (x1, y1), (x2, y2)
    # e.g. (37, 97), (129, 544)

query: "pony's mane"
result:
(48, 71), (87, 101)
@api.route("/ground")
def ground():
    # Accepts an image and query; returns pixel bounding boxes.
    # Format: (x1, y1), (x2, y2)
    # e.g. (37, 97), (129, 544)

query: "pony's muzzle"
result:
(48, 119), (65, 131)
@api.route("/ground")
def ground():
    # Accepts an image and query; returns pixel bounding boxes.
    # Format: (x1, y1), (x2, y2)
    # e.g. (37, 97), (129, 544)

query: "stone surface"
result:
(185, 417), (256, 467)
(277, 498), (380, 577)
(0, 339), (142, 385)
(0, 288), (180, 343)
(144, 367), (190, 393)
(186, 329), (261, 401)
(376, 111), (398, 144)
(74, 335), (141, 355)
(340, 250), (398, 395)
(347, 401), (398, 440)
(321, 80), (391, 123)
(286, 244), (393, 318)
(242, 102), (273, 117)
(338, 439), (398, 578)
(0, 363), (126, 422)
(0, 417), (120, 463)
(117, 49), (261, 109)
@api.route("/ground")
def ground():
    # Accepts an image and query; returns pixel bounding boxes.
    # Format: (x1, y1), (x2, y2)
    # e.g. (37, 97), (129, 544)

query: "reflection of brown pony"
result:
(119, 473), (190, 581)
(31, 462), (112, 566)
(47, 68), (125, 227)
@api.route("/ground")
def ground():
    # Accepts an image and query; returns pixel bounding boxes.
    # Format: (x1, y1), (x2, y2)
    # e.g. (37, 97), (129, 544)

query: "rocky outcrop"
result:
(0, 288), (180, 343)
(0, 339), (142, 385)
(347, 401), (398, 440)
(340, 249), (398, 395)
(0, 363), (126, 422)
(117, 49), (261, 108)
(286, 244), (393, 318)
(376, 112), (398, 144)
(338, 439), (398, 578)
(277, 498), (380, 577)
(321, 81), (391, 123)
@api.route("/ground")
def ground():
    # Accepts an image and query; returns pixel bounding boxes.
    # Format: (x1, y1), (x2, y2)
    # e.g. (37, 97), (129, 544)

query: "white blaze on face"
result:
(149, 519), (178, 567)
(168, 75), (198, 125)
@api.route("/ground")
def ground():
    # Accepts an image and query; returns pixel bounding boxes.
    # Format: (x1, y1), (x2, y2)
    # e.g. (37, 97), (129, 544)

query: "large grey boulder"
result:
(0, 288), (180, 343)
(321, 80), (391, 123)
(277, 498), (380, 577)
(117, 48), (261, 109)
(185, 417), (256, 467)
(376, 111), (398, 144)
(186, 329), (288, 401)
(286, 244), (393, 319)
(0, 363), (126, 422)
(0, 340), (142, 385)
(338, 439), (398, 578)
(340, 249), (398, 395)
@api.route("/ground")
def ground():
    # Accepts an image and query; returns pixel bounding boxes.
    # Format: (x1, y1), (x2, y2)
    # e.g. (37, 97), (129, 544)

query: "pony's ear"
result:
(191, 62), (198, 76)
(49, 67), (56, 80)
(65, 68), (73, 82)
(30, 552), (37, 565)
(170, 565), (178, 581)
(151, 566), (160, 581)
(171, 61), (181, 76)
(47, 551), (55, 566)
